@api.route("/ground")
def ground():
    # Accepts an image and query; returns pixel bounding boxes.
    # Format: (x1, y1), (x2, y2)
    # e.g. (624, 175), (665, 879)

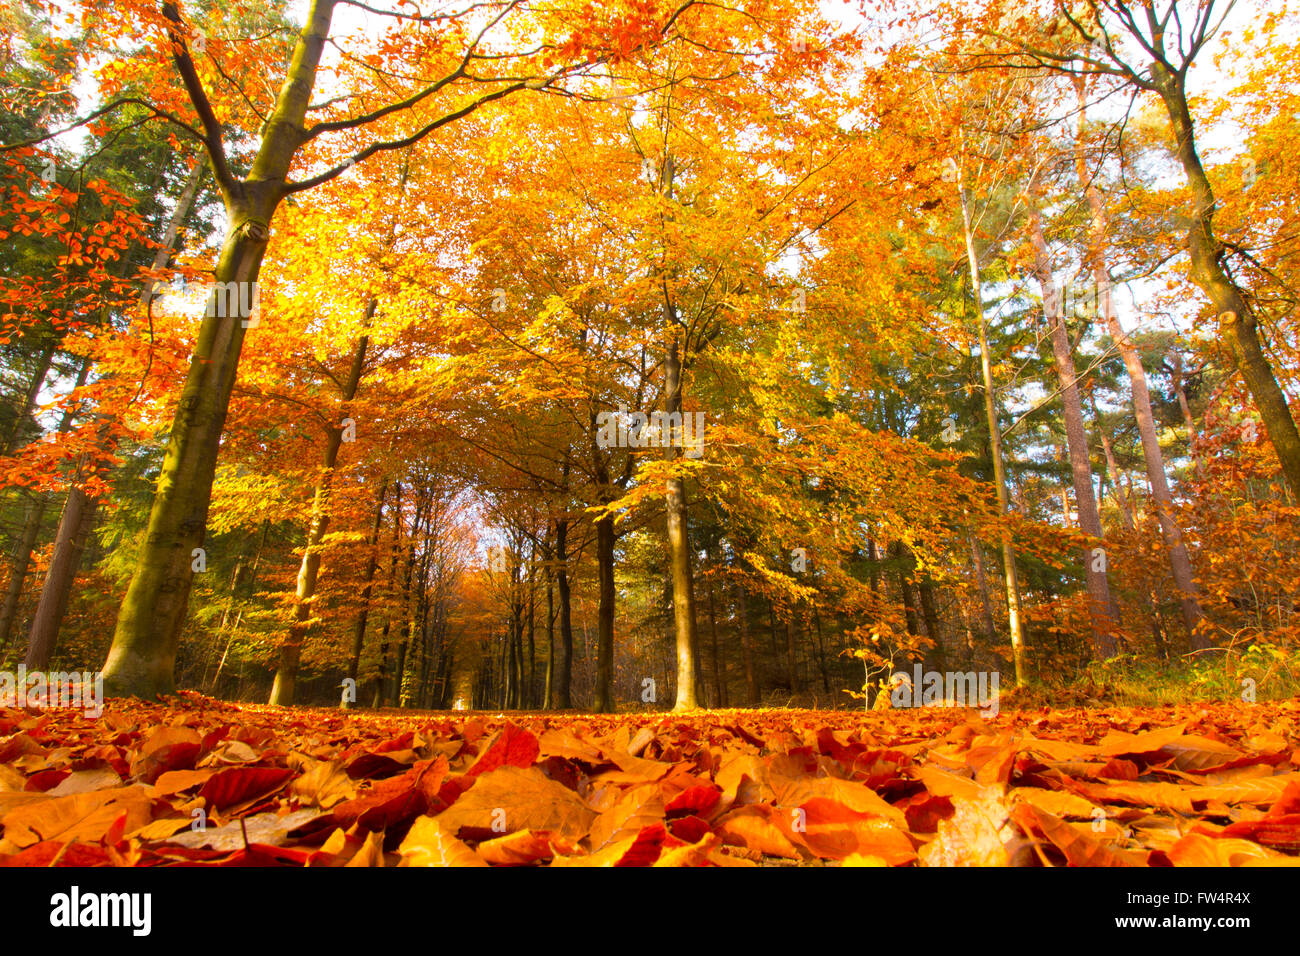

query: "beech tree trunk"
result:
(0, 357), (92, 660)
(664, 335), (701, 710)
(1070, 83), (1206, 648)
(270, 313), (372, 704)
(705, 570), (724, 707)
(344, 479), (387, 707)
(543, 558), (555, 709)
(23, 488), (97, 669)
(1150, 66), (1300, 497)
(1029, 206), (1118, 659)
(103, 0), (339, 698)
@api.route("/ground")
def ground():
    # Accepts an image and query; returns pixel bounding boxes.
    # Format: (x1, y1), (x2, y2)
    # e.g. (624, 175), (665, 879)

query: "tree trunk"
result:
(738, 578), (758, 705)
(553, 519), (573, 709)
(1104, 301), (1206, 646)
(663, 335), (700, 710)
(270, 313), (372, 704)
(544, 559), (555, 709)
(526, 555), (535, 708)
(968, 535), (997, 648)
(959, 166), (1026, 685)
(5, 342), (56, 454)
(1029, 206), (1118, 658)
(594, 513), (616, 712)
(705, 570), (724, 707)
(102, 0), (339, 698)
(1150, 67), (1300, 497)
(0, 355), (93, 658)
(918, 579), (947, 673)
(1073, 83), (1206, 648)
(0, 497), (46, 660)
(23, 488), (97, 669)
(345, 479), (387, 707)
(784, 614), (800, 694)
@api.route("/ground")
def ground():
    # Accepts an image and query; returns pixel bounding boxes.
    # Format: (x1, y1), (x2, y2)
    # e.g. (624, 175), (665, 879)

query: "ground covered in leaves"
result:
(1, 693), (1299, 866)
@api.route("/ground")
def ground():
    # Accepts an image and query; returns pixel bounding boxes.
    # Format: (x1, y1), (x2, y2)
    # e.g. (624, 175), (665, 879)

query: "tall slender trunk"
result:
(0, 497), (46, 660)
(705, 570), (724, 707)
(1093, 405), (1137, 531)
(1169, 352), (1202, 475)
(594, 513), (616, 712)
(663, 334), (700, 710)
(812, 605), (830, 693)
(1073, 84), (1206, 648)
(968, 535), (997, 647)
(345, 478), (387, 707)
(738, 577), (758, 705)
(270, 311), (373, 704)
(917, 579), (947, 673)
(553, 518), (573, 709)
(1029, 205), (1117, 658)
(371, 482), (403, 707)
(784, 614), (800, 694)
(5, 342), (56, 454)
(958, 165), (1026, 685)
(23, 490), (97, 669)
(0, 357), (92, 658)
(543, 559), (555, 709)
(526, 555), (535, 708)
(1104, 300), (1206, 645)
(209, 521), (269, 693)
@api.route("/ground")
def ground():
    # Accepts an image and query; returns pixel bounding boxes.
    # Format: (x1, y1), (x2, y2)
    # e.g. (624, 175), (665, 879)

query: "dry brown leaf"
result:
(434, 765), (595, 840)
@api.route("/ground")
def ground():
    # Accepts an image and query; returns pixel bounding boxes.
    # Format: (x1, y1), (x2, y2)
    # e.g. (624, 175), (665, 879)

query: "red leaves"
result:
(198, 767), (295, 811)
(665, 784), (720, 816)
(331, 757), (448, 832)
(467, 724), (540, 777)
(0, 697), (1298, 866)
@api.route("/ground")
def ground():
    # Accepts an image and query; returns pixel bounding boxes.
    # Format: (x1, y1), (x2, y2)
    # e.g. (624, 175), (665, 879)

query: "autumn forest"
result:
(0, 0), (1298, 876)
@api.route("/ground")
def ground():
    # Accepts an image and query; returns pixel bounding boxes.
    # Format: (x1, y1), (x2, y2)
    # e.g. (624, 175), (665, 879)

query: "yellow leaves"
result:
(287, 755), (357, 810)
(476, 830), (563, 865)
(1165, 832), (1292, 867)
(587, 784), (666, 850)
(1, 786), (154, 849)
(771, 774), (907, 828)
(1097, 723), (1189, 757)
(714, 805), (803, 859)
(398, 816), (487, 867)
(918, 788), (1012, 867)
(1012, 787), (1098, 820)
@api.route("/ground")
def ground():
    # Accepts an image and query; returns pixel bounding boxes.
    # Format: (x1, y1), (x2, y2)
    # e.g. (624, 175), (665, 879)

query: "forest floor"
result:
(1, 693), (1298, 866)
